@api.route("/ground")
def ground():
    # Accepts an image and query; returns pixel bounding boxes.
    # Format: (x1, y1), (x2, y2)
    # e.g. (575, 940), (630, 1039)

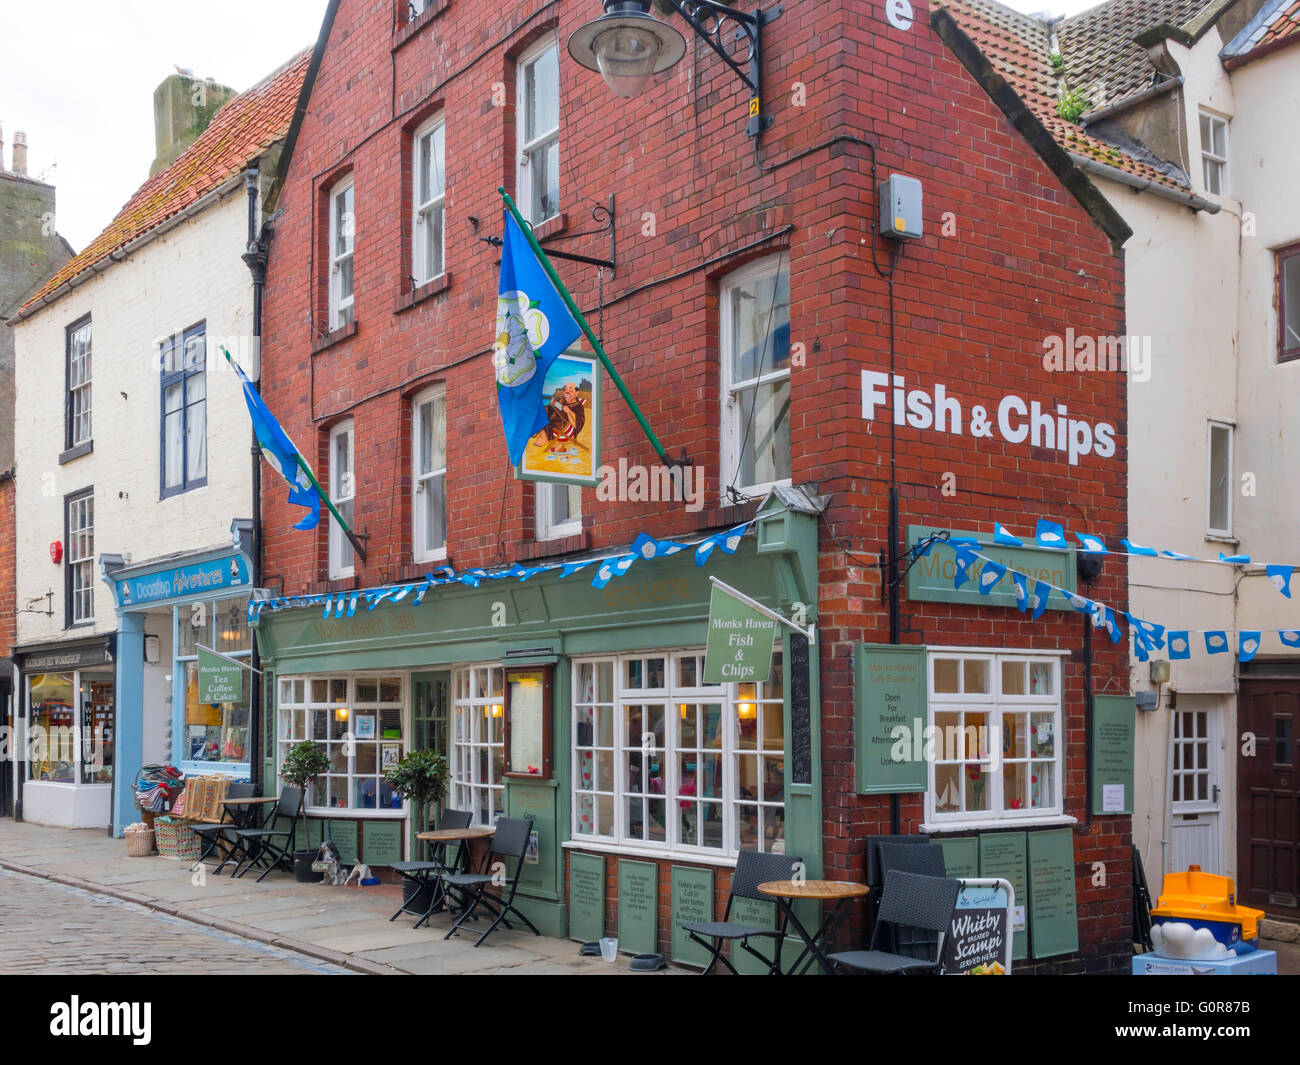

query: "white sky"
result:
(1, 0), (327, 252)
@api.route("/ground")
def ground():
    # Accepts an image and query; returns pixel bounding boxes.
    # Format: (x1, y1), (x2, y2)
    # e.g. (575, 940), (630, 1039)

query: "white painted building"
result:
(8, 56), (307, 831)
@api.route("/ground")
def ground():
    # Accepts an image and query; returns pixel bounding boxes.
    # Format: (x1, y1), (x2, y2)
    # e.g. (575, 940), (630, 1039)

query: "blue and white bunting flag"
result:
(1280, 630), (1300, 647)
(1126, 614), (1166, 651)
(953, 547), (977, 589)
(592, 554), (636, 588)
(1122, 539), (1158, 556)
(1010, 570), (1029, 611)
(632, 532), (688, 560)
(560, 560), (596, 578)
(1204, 631), (1230, 654)
(1267, 564), (1294, 598)
(1031, 580), (1051, 620)
(1160, 550), (1196, 560)
(994, 523), (1022, 547)
(1064, 590), (1093, 613)
(1239, 631), (1262, 662)
(1219, 552), (1251, 564)
(1167, 631), (1191, 659)
(1076, 532), (1107, 553)
(1035, 519), (1067, 548)
(978, 560), (1007, 594)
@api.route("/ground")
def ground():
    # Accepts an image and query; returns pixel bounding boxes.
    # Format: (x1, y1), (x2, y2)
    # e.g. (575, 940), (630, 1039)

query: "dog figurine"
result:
(342, 862), (372, 887)
(310, 840), (347, 886)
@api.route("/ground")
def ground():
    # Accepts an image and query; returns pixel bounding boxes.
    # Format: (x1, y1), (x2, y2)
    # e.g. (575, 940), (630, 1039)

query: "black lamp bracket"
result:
(668, 1), (782, 135)
(476, 195), (617, 271)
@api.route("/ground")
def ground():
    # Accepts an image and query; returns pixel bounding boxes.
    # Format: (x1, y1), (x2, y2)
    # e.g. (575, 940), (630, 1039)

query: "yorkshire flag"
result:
(229, 356), (321, 530)
(493, 211), (582, 464)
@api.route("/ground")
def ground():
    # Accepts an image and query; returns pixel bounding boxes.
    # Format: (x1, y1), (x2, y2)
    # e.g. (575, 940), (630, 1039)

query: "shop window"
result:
(329, 177), (355, 330)
(412, 115), (446, 286)
(1207, 420), (1233, 537)
(451, 665), (505, 824)
(1199, 108), (1228, 197)
(412, 386), (446, 561)
(536, 482), (580, 540)
(720, 256), (791, 500)
(926, 651), (1063, 826)
(1278, 243), (1300, 363)
(66, 316), (92, 450)
(65, 489), (94, 626)
(176, 596), (251, 766)
(328, 421), (355, 578)
(159, 322), (208, 497)
(26, 671), (114, 784)
(572, 650), (786, 856)
(278, 674), (405, 812)
(516, 36), (560, 225)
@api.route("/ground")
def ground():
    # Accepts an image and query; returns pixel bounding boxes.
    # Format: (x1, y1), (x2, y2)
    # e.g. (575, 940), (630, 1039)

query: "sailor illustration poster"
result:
(515, 352), (601, 486)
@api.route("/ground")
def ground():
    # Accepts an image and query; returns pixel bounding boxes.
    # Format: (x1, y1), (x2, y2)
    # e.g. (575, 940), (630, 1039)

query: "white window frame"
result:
(67, 318), (92, 448)
(923, 648), (1068, 831)
(1199, 108), (1228, 197)
(451, 664), (506, 825)
(569, 649), (787, 859)
(412, 115), (446, 286)
(536, 482), (581, 541)
(276, 674), (408, 817)
(720, 255), (792, 501)
(412, 385), (447, 562)
(328, 420), (355, 579)
(1206, 419), (1234, 539)
(516, 36), (560, 225)
(329, 178), (355, 330)
(67, 492), (94, 625)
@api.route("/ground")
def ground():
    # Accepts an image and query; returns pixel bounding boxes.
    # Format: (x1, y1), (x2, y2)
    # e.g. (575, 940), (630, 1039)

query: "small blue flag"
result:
(493, 211), (583, 464)
(1064, 590), (1093, 613)
(632, 532), (688, 560)
(1101, 606), (1122, 644)
(1010, 570), (1029, 611)
(1219, 552), (1251, 564)
(1122, 539), (1158, 556)
(1239, 631), (1262, 662)
(591, 554), (636, 588)
(1167, 631), (1191, 659)
(1160, 549), (1196, 560)
(978, 560), (1007, 594)
(230, 356), (321, 531)
(1126, 614), (1166, 650)
(1267, 564), (1293, 598)
(1281, 630), (1300, 647)
(1031, 580), (1051, 620)
(1204, 631), (1230, 654)
(994, 523), (1022, 546)
(953, 547), (977, 588)
(1075, 532), (1107, 553)
(561, 560), (596, 578)
(1035, 519), (1067, 548)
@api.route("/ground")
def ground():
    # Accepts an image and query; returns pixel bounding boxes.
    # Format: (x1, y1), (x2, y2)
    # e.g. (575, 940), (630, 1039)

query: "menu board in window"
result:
(504, 666), (553, 779)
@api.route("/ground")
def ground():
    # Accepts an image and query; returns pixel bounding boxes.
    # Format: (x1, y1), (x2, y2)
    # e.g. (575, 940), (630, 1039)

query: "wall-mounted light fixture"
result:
(569, 0), (782, 138)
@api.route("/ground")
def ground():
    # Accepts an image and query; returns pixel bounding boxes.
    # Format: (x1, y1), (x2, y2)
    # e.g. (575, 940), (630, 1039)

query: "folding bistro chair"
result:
(873, 842), (947, 952)
(827, 870), (961, 974)
(231, 787), (301, 883)
(193, 782), (255, 867)
(389, 808), (473, 923)
(681, 850), (804, 975)
(440, 816), (542, 947)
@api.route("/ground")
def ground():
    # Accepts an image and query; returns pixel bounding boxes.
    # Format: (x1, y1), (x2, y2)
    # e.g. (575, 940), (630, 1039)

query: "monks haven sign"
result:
(906, 526), (1076, 610)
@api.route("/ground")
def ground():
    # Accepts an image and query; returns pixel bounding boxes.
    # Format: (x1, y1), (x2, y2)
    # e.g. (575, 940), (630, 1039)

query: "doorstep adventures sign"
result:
(703, 584), (778, 683)
(117, 554), (249, 608)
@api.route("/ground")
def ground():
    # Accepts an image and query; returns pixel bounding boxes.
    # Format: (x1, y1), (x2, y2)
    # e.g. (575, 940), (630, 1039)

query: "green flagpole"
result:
(498, 188), (674, 467)
(222, 346), (367, 563)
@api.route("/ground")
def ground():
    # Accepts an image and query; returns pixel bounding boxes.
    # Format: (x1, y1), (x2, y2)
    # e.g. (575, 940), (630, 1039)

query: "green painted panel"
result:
(361, 821), (403, 866)
(703, 584), (778, 684)
(854, 643), (927, 794)
(1028, 828), (1079, 959)
(979, 832), (1028, 962)
(508, 782), (559, 900)
(939, 837), (979, 877)
(568, 853), (605, 942)
(617, 860), (658, 955)
(905, 525), (1075, 609)
(729, 896), (780, 975)
(1091, 695), (1136, 815)
(670, 866), (714, 967)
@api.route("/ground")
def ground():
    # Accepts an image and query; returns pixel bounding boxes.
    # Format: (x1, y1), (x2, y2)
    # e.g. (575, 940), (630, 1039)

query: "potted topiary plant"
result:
(384, 749), (450, 910)
(280, 739), (331, 883)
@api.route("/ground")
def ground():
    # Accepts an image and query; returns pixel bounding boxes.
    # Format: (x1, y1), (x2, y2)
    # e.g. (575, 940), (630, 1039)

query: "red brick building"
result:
(255, 0), (1133, 971)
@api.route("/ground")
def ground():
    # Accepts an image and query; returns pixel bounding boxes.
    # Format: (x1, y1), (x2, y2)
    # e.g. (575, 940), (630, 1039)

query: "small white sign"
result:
(1103, 783), (1125, 812)
(1012, 905), (1027, 932)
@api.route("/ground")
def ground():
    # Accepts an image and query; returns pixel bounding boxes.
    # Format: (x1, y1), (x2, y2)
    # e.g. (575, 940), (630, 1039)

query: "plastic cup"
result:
(599, 937), (618, 962)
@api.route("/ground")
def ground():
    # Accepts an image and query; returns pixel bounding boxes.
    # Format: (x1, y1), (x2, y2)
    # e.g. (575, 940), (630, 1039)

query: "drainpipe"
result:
(241, 164), (267, 792)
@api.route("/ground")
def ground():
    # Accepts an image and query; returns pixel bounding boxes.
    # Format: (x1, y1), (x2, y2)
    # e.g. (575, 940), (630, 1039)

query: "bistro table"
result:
(210, 797), (280, 874)
(411, 826), (496, 928)
(757, 880), (871, 976)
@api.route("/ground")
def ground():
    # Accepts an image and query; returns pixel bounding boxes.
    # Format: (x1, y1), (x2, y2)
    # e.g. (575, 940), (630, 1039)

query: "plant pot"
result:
(401, 877), (434, 913)
(293, 850), (323, 883)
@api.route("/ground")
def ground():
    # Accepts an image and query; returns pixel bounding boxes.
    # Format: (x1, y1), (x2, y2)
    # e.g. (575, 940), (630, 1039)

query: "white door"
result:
(1168, 706), (1225, 874)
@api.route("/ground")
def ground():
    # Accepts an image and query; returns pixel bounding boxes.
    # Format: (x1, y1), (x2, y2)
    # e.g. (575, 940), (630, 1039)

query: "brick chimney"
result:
(12, 131), (27, 176)
(150, 71), (237, 176)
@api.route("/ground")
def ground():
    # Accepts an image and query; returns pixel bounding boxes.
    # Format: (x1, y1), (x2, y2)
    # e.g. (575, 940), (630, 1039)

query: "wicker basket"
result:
(155, 817), (203, 861)
(125, 827), (155, 857)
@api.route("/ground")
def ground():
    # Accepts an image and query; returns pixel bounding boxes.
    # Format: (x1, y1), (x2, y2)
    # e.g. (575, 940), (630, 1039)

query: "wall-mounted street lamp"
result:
(568, 0), (782, 138)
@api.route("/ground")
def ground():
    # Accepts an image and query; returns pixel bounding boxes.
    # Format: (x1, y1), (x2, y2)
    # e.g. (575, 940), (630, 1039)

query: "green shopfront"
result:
(252, 504), (822, 952)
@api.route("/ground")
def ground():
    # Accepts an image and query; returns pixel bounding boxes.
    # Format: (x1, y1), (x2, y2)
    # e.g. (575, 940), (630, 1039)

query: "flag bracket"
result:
(478, 195), (616, 271)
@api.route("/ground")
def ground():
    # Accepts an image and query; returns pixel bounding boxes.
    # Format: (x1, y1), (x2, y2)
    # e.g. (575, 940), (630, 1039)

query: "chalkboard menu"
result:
(670, 866), (714, 966)
(1091, 695), (1136, 815)
(617, 860), (658, 955)
(1028, 828), (1079, 958)
(979, 832), (1028, 962)
(854, 643), (927, 794)
(789, 633), (812, 785)
(568, 853), (605, 943)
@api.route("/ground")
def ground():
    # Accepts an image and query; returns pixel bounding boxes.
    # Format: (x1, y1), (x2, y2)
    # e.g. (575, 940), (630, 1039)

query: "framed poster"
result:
(380, 743), (401, 770)
(504, 666), (553, 779)
(515, 353), (600, 486)
(354, 714), (376, 739)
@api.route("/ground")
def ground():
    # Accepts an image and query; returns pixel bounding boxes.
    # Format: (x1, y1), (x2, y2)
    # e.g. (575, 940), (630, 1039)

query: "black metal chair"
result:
(827, 870), (961, 974)
(681, 849), (804, 975)
(193, 782), (256, 867)
(389, 808), (473, 923)
(440, 816), (543, 947)
(873, 842), (948, 953)
(231, 787), (301, 883)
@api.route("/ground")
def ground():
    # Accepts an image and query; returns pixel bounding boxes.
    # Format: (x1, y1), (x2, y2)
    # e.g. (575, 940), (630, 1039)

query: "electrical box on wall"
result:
(880, 173), (923, 239)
